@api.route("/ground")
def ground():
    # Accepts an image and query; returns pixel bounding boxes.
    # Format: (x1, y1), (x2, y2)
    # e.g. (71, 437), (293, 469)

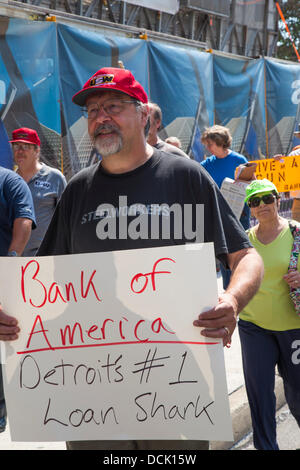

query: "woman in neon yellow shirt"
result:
(239, 179), (300, 450)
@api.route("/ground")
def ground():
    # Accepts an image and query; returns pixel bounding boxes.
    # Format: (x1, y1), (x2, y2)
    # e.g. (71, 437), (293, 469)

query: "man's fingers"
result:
(193, 306), (235, 329)
(0, 323), (20, 341)
(0, 324), (20, 335)
(193, 296), (237, 347)
(200, 326), (233, 347)
(194, 316), (233, 329)
(0, 310), (18, 326)
(200, 327), (226, 338)
(0, 309), (19, 341)
(0, 333), (19, 341)
(193, 304), (226, 323)
(200, 325), (233, 346)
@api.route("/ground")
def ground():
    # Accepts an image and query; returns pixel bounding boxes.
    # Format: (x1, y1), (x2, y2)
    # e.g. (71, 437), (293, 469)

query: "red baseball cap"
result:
(10, 128), (41, 146)
(72, 67), (148, 106)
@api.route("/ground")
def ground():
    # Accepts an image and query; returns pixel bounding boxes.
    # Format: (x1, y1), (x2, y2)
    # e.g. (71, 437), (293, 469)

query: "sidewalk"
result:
(0, 273), (286, 451)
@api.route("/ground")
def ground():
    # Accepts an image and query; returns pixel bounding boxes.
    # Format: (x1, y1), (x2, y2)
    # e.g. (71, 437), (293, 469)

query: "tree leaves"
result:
(277, 0), (300, 62)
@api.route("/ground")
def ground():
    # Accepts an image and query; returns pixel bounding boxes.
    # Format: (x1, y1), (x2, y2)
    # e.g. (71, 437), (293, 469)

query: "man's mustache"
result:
(93, 124), (121, 139)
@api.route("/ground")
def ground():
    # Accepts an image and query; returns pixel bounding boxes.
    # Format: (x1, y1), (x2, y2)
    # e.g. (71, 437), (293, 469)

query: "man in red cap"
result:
(10, 127), (66, 256)
(0, 67), (263, 450)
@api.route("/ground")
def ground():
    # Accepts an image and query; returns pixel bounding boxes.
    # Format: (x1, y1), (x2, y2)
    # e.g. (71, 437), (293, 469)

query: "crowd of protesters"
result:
(0, 66), (299, 451)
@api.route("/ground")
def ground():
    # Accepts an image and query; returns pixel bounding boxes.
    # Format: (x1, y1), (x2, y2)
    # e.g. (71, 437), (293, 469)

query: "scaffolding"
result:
(1, 0), (279, 58)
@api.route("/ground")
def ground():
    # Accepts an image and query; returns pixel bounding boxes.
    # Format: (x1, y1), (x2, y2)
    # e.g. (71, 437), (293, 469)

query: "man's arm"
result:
(0, 217), (33, 339)
(8, 217), (32, 255)
(193, 247), (264, 345)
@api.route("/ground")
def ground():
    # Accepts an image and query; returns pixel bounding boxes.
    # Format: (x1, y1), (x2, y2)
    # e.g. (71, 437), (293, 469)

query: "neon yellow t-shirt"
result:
(240, 222), (300, 331)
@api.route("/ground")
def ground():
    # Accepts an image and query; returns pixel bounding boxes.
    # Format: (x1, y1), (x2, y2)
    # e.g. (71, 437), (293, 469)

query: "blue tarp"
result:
(0, 18), (61, 170)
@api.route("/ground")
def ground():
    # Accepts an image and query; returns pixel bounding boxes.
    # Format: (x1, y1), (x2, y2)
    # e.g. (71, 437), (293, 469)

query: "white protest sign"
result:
(0, 243), (233, 442)
(220, 178), (249, 220)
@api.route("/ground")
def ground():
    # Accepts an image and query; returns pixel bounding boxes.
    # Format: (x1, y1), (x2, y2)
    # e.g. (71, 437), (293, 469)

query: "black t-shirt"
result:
(37, 150), (251, 265)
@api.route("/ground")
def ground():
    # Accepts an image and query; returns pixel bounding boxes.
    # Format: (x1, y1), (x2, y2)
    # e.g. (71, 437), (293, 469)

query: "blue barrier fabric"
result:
(0, 18), (299, 176)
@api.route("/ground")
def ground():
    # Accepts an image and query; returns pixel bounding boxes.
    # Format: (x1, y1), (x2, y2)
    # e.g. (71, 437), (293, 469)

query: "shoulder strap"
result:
(288, 220), (300, 270)
(289, 220), (300, 239)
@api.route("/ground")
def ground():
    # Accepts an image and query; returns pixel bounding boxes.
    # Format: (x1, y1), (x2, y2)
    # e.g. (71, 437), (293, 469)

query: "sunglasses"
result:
(248, 193), (276, 208)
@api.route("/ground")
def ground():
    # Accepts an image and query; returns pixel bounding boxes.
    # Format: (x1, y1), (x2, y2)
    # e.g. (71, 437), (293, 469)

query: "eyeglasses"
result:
(248, 193), (276, 208)
(82, 99), (137, 120)
(12, 143), (33, 151)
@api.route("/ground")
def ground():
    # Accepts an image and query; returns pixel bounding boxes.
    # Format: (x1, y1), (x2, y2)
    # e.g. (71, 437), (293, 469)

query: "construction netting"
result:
(0, 17), (299, 183)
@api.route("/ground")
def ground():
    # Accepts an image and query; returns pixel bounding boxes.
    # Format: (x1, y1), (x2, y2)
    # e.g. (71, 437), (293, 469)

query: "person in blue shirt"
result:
(0, 165), (36, 433)
(200, 125), (250, 289)
(0, 167), (36, 256)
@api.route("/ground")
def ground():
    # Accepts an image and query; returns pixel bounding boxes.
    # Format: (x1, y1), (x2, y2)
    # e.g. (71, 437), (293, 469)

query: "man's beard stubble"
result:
(93, 124), (123, 157)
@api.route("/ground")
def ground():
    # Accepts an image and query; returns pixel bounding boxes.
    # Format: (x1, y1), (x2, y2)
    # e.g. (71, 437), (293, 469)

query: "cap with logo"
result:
(72, 67), (148, 106)
(244, 179), (279, 203)
(10, 128), (41, 147)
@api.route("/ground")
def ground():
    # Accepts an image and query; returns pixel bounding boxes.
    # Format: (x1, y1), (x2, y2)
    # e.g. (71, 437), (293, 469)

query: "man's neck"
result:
(147, 133), (159, 147)
(100, 143), (154, 174)
(17, 162), (42, 182)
